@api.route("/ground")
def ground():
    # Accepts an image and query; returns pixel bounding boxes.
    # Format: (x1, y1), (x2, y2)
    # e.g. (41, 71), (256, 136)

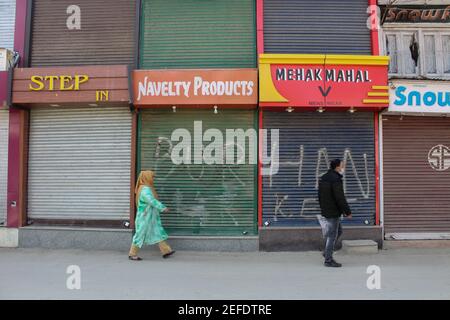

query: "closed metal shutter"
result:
(263, 112), (376, 226)
(0, 0), (16, 50)
(139, 0), (256, 69)
(30, 0), (136, 66)
(264, 0), (371, 54)
(28, 107), (132, 220)
(139, 109), (257, 236)
(0, 109), (9, 225)
(383, 115), (450, 235)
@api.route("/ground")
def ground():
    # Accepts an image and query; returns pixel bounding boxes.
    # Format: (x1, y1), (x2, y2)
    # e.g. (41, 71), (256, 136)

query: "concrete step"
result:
(341, 240), (378, 254)
(0, 228), (19, 248)
(18, 226), (259, 252)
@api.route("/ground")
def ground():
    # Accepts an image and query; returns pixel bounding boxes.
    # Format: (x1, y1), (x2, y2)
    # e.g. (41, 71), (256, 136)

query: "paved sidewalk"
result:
(1, 247), (449, 299)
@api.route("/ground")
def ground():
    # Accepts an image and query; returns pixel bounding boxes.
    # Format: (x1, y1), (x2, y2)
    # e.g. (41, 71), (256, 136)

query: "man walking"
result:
(318, 159), (352, 268)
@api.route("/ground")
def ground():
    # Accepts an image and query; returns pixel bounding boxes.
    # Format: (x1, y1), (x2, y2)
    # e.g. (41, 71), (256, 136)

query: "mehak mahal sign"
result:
(259, 54), (390, 109)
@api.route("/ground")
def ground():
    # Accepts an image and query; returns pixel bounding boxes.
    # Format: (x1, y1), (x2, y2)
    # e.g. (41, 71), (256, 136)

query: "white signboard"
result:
(388, 81), (450, 114)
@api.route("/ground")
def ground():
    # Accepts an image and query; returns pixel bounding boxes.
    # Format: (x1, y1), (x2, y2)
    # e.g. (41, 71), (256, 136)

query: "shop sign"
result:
(132, 69), (258, 107)
(259, 54), (390, 109)
(381, 5), (450, 23)
(29, 75), (89, 91)
(389, 82), (450, 113)
(12, 66), (129, 105)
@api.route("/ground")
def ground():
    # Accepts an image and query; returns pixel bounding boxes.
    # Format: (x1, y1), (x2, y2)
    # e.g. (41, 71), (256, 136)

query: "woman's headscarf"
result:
(135, 170), (158, 206)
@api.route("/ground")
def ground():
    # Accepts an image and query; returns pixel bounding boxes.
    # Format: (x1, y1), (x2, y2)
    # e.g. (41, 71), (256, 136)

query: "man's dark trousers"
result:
(323, 217), (343, 263)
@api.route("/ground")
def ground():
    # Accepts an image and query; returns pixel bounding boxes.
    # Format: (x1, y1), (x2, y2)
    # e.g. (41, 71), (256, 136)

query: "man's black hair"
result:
(330, 159), (342, 170)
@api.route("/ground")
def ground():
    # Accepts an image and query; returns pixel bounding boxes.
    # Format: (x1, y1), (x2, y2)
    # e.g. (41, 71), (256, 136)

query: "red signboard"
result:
(259, 54), (390, 109)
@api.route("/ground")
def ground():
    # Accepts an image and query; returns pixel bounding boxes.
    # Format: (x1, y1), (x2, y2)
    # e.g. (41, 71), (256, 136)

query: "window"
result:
(386, 34), (398, 74)
(443, 35), (450, 74)
(383, 28), (450, 79)
(423, 34), (437, 74)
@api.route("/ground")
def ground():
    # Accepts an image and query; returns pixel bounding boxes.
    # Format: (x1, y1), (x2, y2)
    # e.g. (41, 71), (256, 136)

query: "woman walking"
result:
(129, 170), (175, 261)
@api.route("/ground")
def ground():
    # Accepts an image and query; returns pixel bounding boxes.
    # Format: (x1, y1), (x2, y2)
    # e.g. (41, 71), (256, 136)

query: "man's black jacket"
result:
(318, 169), (351, 218)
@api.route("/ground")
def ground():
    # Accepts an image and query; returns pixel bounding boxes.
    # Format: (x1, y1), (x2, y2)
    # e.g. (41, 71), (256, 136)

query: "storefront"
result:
(12, 65), (133, 226)
(258, 54), (389, 249)
(133, 69), (258, 236)
(382, 80), (450, 239)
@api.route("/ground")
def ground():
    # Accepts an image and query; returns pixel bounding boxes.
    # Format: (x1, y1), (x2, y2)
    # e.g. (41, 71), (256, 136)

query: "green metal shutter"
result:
(139, 0), (256, 69)
(139, 109), (257, 235)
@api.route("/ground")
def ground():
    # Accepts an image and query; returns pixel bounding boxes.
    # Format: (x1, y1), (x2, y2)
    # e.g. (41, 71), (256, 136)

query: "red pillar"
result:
(7, 0), (30, 228)
(368, 0), (382, 226)
(256, 0), (264, 228)
(256, 0), (264, 56)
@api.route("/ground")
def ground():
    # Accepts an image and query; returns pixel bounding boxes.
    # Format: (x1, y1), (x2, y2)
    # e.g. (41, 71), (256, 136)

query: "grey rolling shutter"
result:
(0, 109), (9, 225)
(383, 115), (450, 235)
(0, 0), (16, 50)
(28, 107), (132, 220)
(30, 0), (136, 66)
(262, 112), (376, 226)
(264, 0), (372, 54)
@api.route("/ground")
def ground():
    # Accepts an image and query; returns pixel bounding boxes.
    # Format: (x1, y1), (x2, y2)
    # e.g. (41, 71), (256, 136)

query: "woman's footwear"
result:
(163, 251), (175, 259)
(128, 255), (143, 261)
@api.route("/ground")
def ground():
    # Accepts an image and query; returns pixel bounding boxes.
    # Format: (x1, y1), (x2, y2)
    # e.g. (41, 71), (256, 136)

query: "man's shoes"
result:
(324, 259), (342, 268)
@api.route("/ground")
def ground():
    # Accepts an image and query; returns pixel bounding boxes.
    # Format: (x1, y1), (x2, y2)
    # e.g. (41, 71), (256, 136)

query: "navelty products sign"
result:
(133, 69), (258, 107)
(259, 54), (390, 109)
(388, 81), (450, 114)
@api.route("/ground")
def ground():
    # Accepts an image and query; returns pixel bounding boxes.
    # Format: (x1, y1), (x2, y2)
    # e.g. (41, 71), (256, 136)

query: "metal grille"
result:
(262, 111), (376, 226)
(383, 115), (450, 235)
(28, 107), (132, 220)
(30, 0), (136, 66)
(139, 109), (257, 235)
(139, 0), (256, 69)
(0, 0), (16, 50)
(263, 0), (372, 54)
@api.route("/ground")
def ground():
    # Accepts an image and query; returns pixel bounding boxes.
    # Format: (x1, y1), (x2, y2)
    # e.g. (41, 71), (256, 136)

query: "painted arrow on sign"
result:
(318, 85), (332, 97)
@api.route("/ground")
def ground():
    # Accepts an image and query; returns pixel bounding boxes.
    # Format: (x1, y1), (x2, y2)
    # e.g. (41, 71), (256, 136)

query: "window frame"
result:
(381, 24), (450, 80)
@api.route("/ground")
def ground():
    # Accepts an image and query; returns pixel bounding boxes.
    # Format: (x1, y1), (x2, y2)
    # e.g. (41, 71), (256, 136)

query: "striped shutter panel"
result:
(382, 116), (450, 235)
(263, 0), (372, 54)
(139, 109), (257, 235)
(30, 0), (136, 67)
(28, 107), (132, 220)
(139, 0), (256, 69)
(262, 112), (376, 226)
(0, 109), (9, 225)
(0, 0), (16, 50)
